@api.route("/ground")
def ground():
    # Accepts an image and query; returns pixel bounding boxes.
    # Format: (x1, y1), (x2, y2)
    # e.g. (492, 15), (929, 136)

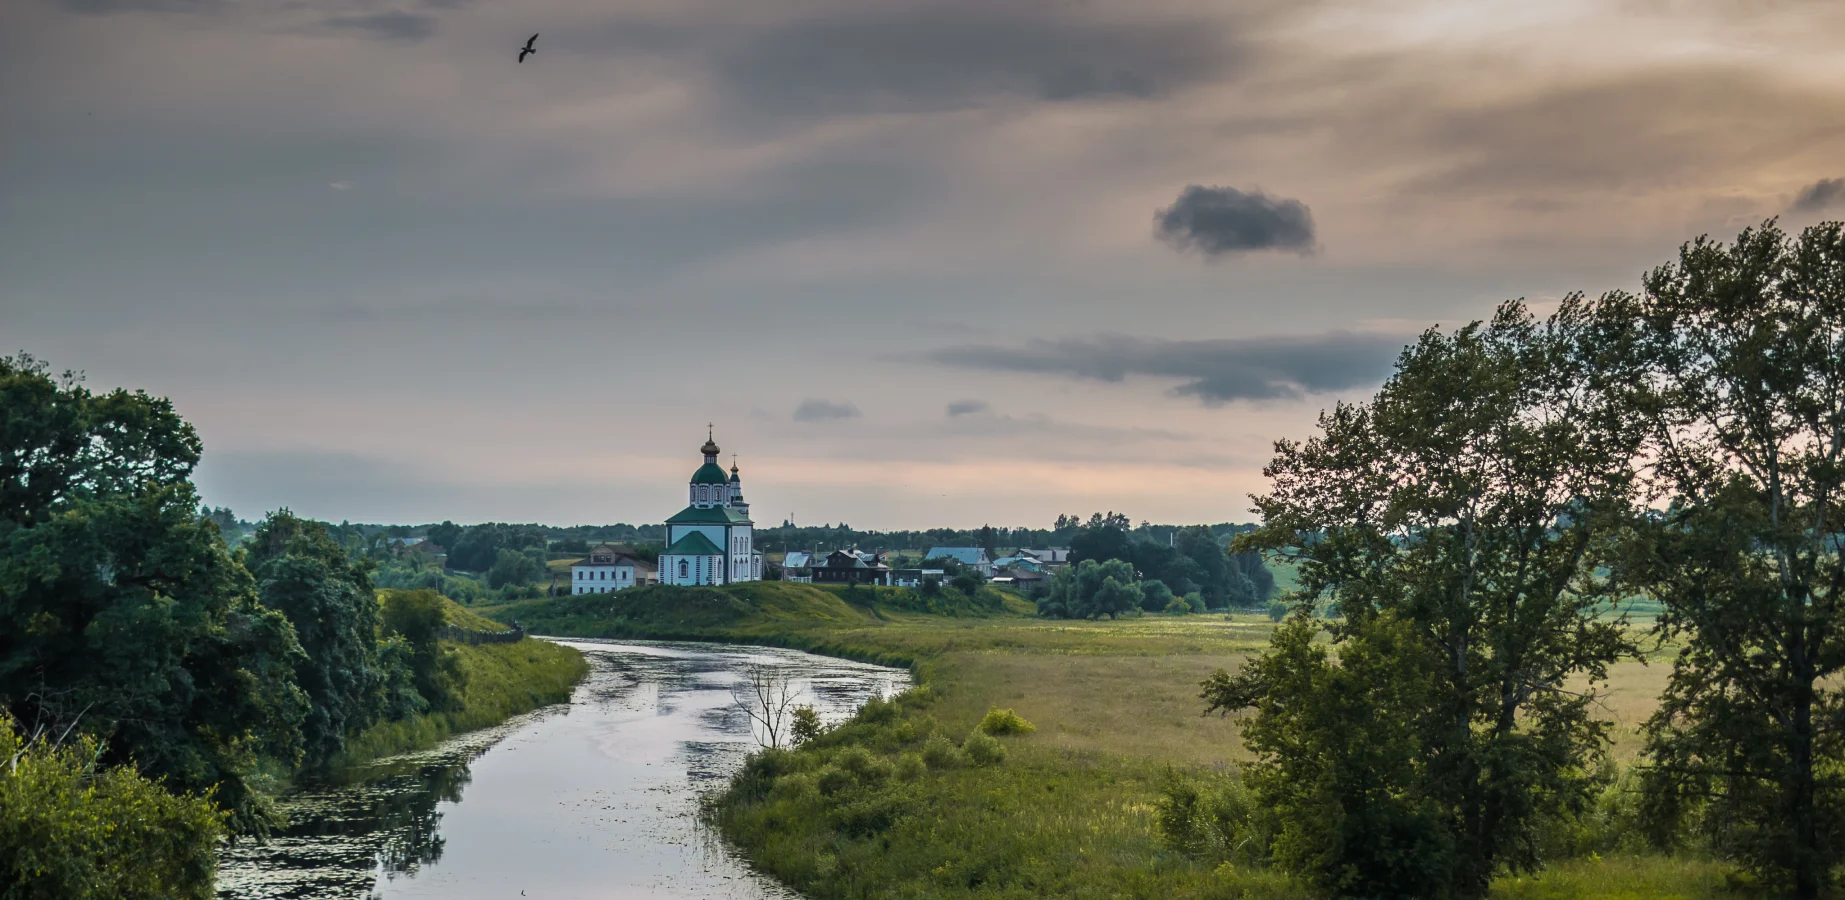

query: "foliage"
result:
(445, 522), (546, 572)
(424, 520), (463, 552)
(1218, 299), (1646, 898)
(1155, 770), (1276, 868)
(962, 730), (1006, 765)
(333, 627), (586, 767)
(485, 547), (544, 589)
(977, 707), (1036, 736)
(1036, 558), (1142, 619)
(0, 710), (226, 899)
(792, 706), (823, 745)
(0, 353), (308, 832)
(1597, 220), (1845, 897)
(948, 571), (982, 596)
(380, 589), (467, 713)
(246, 510), (385, 768)
(1139, 578), (1175, 612)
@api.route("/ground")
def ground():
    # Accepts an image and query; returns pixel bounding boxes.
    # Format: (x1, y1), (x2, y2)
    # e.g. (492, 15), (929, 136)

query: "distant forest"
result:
(201, 508), (1260, 557)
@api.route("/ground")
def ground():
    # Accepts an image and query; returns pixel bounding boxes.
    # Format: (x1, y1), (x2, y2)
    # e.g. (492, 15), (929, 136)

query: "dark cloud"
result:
(713, 2), (1233, 117)
(931, 332), (1407, 404)
(946, 399), (989, 417)
(1153, 185), (1316, 258)
(323, 11), (437, 42)
(52, 0), (217, 13)
(794, 398), (862, 422)
(1792, 177), (1845, 212)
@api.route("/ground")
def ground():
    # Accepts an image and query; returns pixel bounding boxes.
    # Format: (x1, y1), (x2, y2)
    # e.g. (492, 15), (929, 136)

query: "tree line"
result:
(1190, 220), (1843, 899)
(0, 355), (472, 896)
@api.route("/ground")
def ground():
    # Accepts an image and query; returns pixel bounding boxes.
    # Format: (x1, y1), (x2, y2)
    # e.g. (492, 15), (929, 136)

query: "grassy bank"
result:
(330, 597), (589, 768)
(489, 583), (1723, 899)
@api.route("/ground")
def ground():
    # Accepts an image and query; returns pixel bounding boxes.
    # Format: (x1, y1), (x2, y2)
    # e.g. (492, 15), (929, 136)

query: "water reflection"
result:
(217, 640), (908, 900)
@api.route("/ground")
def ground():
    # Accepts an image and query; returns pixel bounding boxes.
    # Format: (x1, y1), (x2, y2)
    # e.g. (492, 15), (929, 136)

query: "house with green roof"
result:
(659, 428), (764, 586)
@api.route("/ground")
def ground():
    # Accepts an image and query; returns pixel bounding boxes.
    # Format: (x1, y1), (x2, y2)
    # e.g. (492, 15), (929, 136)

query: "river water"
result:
(216, 639), (910, 900)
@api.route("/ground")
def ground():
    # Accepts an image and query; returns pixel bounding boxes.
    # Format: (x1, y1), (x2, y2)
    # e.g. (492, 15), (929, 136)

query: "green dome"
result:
(691, 462), (731, 485)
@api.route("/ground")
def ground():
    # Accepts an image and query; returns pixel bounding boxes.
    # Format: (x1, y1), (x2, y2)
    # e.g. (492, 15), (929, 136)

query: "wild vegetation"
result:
(0, 354), (587, 897)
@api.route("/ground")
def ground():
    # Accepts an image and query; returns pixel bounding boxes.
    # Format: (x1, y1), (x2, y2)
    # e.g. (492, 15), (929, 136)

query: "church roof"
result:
(664, 531), (724, 556)
(665, 504), (752, 525)
(691, 461), (731, 485)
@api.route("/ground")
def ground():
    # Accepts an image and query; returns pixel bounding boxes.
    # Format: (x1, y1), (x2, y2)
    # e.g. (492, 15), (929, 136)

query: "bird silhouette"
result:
(518, 33), (538, 63)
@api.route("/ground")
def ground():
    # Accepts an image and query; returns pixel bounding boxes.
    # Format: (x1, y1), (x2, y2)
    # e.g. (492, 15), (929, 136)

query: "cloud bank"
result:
(932, 332), (1407, 404)
(1792, 178), (1844, 213)
(793, 398), (862, 422)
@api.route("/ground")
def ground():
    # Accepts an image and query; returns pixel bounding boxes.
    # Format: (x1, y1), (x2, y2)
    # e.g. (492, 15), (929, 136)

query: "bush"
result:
(1140, 578), (1176, 612)
(1186, 591), (1207, 613)
(1265, 601), (1287, 622)
(1155, 771), (1275, 868)
(832, 746), (892, 787)
(895, 752), (927, 781)
(962, 730), (1006, 766)
(0, 713), (226, 899)
(1165, 595), (1194, 614)
(921, 734), (964, 770)
(977, 707), (1037, 736)
(791, 706), (822, 745)
(855, 695), (899, 726)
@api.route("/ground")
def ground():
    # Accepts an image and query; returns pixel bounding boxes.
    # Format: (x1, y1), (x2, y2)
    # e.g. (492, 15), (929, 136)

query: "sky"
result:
(4, 0), (1844, 530)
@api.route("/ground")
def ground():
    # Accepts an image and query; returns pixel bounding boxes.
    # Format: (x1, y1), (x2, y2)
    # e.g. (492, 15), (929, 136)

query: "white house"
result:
(571, 543), (655, 594)
(660, 430), (765, 586)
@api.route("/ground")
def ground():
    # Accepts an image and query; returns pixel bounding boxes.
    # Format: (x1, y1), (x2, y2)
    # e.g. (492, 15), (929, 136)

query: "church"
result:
(659, 429), (763, 586)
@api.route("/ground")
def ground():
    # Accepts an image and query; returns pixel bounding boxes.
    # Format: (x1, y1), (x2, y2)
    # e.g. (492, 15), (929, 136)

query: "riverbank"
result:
(486, 584), (1724, 899)
(330, 599), (588, 768)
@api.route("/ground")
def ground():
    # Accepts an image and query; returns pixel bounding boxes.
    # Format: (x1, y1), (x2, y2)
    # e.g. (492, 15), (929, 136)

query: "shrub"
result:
(791, 706), (823, 745)
(1265, 601), (1287, 622)
(816, 765), (856, 797)
(0, 714), (226, 900)
(856, 696), (899, 726)
(963, 731), (1006, 766)
(977, 707), (1037, 736)
(1165, 595), (1194, 614)
(1186, 591), (1208, 613)
(1155, 771), (1275, 868)
(832, 746), (893, 788)
(895, 752), (927, 781)
(921, 734), (964, 770)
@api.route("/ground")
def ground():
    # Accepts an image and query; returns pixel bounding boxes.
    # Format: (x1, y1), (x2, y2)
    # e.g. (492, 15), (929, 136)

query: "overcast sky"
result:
(4, 0), (1843, 529)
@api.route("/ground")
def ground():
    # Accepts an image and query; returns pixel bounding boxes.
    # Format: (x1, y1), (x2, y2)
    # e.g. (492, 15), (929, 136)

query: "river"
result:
(216, 639), (910, 900)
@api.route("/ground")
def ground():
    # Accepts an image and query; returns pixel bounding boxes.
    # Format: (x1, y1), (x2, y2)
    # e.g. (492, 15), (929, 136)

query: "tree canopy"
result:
(0, 354), (310, 831)
(1211, 298), (1646, 898)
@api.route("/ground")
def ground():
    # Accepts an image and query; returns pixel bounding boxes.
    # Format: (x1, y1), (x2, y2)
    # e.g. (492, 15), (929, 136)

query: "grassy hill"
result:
(485, 581), (1029, 666)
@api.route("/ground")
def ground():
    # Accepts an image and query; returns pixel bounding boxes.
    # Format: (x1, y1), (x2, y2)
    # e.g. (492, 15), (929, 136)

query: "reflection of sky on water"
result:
(217, 640), (908, 900)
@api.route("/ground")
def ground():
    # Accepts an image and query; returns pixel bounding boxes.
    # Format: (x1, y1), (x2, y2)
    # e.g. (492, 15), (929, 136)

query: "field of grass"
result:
(330, 597), (589, 768)
(489, 583), (1738, 899)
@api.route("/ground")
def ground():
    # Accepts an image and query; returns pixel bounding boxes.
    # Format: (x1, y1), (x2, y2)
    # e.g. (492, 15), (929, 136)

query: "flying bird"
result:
(518, 33), (538, 63)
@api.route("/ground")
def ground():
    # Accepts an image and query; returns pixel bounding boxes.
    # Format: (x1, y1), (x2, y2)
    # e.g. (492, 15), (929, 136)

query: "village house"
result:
(570, 542), (656, 594)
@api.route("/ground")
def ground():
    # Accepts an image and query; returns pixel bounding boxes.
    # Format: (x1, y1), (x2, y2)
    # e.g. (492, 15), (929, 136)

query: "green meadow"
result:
(487, 582), (1735, 900)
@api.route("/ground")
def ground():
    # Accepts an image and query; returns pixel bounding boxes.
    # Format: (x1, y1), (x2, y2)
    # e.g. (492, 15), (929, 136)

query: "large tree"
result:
(0, 354), (308, 831)
(246, 510), (385, 767)
(1601, 220), (1845, 897)
(1037, 558), (1141, 619)
(1212, 299), (1644, 898)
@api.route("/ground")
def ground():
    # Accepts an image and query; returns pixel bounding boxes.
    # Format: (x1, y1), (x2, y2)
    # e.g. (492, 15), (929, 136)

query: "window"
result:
(679, 560), (689, 579)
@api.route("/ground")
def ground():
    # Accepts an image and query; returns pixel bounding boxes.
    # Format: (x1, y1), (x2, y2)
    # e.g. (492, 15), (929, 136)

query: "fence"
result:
(435, 623), (527, 645)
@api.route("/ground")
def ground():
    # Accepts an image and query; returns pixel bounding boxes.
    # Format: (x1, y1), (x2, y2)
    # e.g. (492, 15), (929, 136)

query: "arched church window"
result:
(679, 560), (689, 579)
